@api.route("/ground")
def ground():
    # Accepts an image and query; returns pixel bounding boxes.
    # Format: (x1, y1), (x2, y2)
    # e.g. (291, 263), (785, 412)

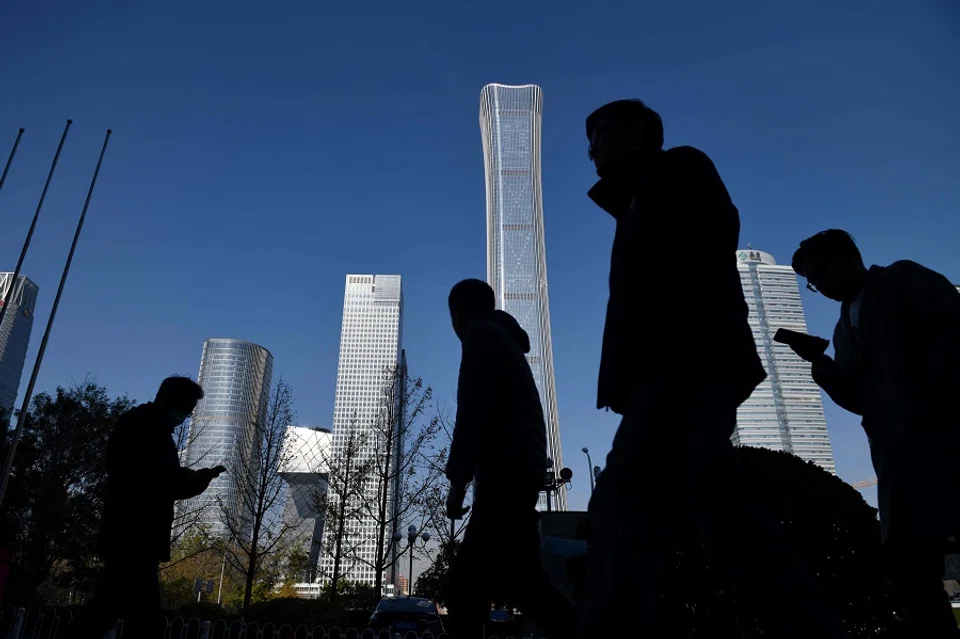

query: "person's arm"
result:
(445, 325), (499, 490)
(170, 465), (215, 501)
(811, 354), (864, 416)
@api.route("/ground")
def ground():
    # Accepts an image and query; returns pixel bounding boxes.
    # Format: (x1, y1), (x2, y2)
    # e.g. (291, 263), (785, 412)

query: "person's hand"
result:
(445, 484), (470, 520)
(788, 341), (829, 364)
(202, 465), (227, 480)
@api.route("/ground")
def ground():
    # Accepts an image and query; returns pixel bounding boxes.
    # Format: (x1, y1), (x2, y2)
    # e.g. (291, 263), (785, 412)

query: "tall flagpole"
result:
(0, 121), (72, 336)
(0, 129), (112, 509)
(0, 128), (25, 193)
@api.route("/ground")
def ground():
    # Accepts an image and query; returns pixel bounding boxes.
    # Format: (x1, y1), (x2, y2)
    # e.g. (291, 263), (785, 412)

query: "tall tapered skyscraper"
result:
(179, 338), (274, 537)
(319, 274), (404, 587)
(735, 249), (836, 472)
(480, 83), (565, 510)
(0, 273), (39, 418)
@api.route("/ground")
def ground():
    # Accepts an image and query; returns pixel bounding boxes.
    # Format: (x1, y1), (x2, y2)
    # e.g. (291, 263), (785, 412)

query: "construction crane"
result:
(851, 478), (878, 490)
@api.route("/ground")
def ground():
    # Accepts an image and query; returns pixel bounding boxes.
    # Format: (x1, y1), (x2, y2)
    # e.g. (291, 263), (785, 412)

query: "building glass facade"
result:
(480, 83), (565, 510)
(319, 274), (404, 588)
(180, 338), (274, 537)
(0, 274), (38, 419)
(735, 249), (836, 472)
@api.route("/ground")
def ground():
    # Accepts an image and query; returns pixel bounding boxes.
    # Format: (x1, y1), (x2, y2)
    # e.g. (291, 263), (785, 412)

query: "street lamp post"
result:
(543, 458), (573, 512)
(581, 448), (595, 495)
(393, 525), (430, 596)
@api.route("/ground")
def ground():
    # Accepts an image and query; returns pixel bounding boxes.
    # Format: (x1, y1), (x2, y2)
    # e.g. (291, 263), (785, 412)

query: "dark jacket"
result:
(446, 310), (549, 502)
(588, 146), (766, 414)
(812, 260), (960, 543)
(98, 402), (213, 562)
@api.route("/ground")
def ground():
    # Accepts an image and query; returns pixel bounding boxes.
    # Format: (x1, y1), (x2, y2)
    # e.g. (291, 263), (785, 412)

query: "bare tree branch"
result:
(214, 378), (298, 614)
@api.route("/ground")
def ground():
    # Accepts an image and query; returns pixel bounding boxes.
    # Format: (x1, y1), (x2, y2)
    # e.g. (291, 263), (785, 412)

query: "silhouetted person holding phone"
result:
(791, 229), (960, 638)
(69, 377), (226, 639)
(579, 99), (847, 638)
(444, 279), (576, 639)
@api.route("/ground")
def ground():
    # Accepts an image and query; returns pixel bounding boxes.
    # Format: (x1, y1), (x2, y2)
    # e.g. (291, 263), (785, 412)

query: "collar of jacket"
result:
(587, 151), (664, 220)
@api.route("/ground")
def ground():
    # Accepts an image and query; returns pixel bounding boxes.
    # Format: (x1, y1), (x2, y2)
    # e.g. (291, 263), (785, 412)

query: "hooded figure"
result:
(444, 278), (575, 639)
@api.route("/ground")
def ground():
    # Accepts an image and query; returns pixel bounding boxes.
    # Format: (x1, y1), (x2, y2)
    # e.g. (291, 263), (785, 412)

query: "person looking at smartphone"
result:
(69, 376), (226, 639)
(790, 229), (960, 638)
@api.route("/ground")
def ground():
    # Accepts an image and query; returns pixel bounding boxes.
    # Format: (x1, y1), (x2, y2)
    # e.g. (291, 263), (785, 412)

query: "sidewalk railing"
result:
(1, 605), (535, 639)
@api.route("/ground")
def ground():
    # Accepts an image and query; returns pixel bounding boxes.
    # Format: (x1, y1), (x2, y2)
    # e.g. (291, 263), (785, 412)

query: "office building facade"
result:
(0, 274), (39, 419)
(735, 249), (836, 472)
(280, 426), (333, 583)
(319, 274), (404, 588)
(479, 83), (566, 510)
(180, 338), (274, 537)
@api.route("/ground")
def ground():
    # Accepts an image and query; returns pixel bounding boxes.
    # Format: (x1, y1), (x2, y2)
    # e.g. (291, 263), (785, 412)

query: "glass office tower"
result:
(735, 249), (836, 472)
(480, 83), (566, 510)
(319, 274), (404, 588)
(0, 273), (38, 419)
(180, 338), (274, 537)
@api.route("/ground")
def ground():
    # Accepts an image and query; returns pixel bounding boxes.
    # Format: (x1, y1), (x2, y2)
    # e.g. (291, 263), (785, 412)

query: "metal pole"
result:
(583, 448), (595, 495)
(0, 121), (71, 335)
(0, 129), (111, 509)
(217, 552), (226, 605)
(0, 128), (25, 193)
(408, 541), (415, 597)
(545, 487), (552, 512)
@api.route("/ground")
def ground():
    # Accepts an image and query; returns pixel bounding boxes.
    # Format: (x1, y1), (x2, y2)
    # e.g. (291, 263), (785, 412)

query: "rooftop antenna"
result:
(747, 243), (754, 251)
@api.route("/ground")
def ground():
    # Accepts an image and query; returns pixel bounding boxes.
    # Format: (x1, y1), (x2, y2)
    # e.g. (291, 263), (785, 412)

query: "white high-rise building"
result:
(319, 274), (404, 588)
(735, 249), (836, 473)
(480, 83), (565, 510)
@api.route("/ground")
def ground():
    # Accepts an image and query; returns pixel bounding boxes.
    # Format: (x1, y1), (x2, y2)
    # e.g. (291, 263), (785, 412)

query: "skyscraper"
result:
(280, 426), (332, 583)
(320, 274), (404, 588)
(735, 249), (836, 472)
(180, 338), (274, 537)
(479, 83), (565, 510)
(0, 273), (39, 419)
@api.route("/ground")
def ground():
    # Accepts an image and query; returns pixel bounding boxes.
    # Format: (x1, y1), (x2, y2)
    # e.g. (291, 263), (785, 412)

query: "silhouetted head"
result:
(792, 230), (868, 303)
(155, 376), (204, 429)
(586, 99), (664, 178)
(448, 279), (495, 342)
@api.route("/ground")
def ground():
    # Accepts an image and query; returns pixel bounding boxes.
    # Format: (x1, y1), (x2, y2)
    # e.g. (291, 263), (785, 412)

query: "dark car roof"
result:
(375, 597), (438, 613)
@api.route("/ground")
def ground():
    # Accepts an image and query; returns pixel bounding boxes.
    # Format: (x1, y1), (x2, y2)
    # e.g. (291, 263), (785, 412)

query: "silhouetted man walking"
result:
(70, 377), (225, 639)
(579, 99), (847, 638)
(444, 279), (576, 639)
(790, 229), (960, 638)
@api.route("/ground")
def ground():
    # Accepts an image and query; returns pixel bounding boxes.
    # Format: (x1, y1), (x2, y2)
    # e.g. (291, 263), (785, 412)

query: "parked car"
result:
(368, 597), (445, 635)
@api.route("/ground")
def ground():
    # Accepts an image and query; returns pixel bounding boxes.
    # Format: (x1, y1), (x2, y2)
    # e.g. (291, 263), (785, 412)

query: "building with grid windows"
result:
(480, 83), (566, 510)
(735, 249), (836, 472)
(179, 338), (274, 537)
(280, 426), (332, 583)
(319, 274), (404, 588)
(0, 273), (38, 419)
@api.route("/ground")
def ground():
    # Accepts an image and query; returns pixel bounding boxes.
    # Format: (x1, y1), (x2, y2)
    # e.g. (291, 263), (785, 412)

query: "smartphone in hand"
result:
(773, 329), (830, 358)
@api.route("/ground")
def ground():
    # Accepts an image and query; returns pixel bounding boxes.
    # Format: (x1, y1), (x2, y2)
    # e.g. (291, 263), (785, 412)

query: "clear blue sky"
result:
(1, 0), (958, 512)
